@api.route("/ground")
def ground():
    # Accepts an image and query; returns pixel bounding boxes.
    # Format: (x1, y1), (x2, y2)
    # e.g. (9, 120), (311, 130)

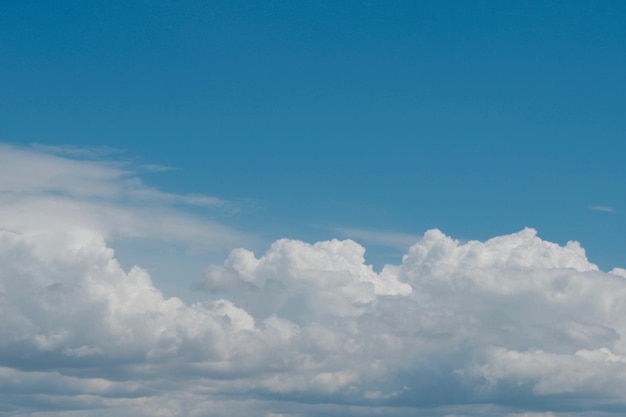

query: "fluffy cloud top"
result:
(2, 145), (626, 417)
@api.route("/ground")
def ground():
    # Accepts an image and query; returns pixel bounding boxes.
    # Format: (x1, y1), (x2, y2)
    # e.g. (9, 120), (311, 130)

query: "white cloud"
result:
(197, 228), (626, 413)
(590, 205), (614, 213)
(0, 144), (249, 248)
(463, 347), (626, 396)
(3, 143), (626, 416)
(202, 238), (411, 321)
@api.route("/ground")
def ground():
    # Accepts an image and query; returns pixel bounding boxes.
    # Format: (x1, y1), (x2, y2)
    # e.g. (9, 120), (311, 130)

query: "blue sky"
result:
(1, 1), (626, 416)
(2, 0), (625, 268)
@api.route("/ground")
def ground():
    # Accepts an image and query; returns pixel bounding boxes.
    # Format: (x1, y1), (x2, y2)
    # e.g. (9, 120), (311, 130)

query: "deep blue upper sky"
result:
(1, 0), (625, 268)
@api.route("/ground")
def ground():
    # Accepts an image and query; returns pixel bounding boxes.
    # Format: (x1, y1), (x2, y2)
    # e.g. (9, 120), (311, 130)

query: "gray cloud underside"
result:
(2, 145), (626, 416)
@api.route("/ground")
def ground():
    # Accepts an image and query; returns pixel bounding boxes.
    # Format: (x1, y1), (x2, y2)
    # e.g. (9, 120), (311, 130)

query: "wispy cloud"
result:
(591, 205), (615, 213)
(0, 143), (251, 248)
(30, 142), (124, 158)
(137, 163), (176, 173)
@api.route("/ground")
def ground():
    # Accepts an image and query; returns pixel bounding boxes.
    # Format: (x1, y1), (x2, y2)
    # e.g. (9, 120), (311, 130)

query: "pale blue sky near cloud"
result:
(1, 3), (626, 415)
(2, 0), (624, 269)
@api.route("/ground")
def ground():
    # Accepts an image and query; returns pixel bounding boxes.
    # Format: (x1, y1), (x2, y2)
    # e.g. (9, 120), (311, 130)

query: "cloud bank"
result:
(2, 145), (626, 416)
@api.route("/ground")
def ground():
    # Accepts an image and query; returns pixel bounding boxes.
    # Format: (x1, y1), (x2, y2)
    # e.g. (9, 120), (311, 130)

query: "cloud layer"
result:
(2, 145), (626, 416)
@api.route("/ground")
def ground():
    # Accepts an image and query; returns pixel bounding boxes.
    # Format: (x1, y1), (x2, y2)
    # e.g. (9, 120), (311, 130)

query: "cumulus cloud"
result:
(3, 144), (626, 416)
(197, 228), (626, 414)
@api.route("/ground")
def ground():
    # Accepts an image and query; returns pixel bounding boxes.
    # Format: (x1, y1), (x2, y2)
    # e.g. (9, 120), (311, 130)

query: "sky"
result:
(1, 1), (626, 416)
